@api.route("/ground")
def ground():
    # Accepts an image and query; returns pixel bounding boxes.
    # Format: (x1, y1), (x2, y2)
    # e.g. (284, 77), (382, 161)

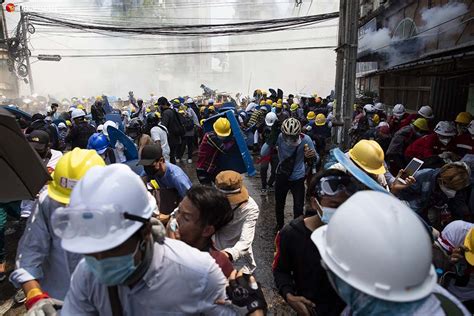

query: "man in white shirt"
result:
(150, 113), (171, 162)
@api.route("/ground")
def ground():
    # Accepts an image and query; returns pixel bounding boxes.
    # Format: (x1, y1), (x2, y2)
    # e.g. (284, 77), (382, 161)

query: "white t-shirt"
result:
(150, 124), (170, 161)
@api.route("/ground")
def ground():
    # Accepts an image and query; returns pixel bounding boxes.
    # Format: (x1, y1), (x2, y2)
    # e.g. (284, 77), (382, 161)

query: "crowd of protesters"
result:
(0, 89), (473, 315)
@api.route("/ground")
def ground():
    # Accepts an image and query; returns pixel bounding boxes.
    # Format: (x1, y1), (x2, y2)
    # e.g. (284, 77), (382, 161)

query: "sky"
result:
(5, 0), (339, 99)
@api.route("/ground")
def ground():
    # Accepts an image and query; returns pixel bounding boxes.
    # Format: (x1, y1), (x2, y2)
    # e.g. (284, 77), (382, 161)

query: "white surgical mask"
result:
(315, 198), (337, 224)
(439, 184), (456, 198)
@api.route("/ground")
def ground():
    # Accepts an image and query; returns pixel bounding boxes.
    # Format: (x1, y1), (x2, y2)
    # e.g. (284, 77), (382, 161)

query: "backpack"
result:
(182, 114), (195, 132)
(166, 109), (185, 137)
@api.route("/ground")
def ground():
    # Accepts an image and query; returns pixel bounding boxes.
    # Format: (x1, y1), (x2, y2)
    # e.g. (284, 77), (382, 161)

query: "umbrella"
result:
(0, 108), (50, 202)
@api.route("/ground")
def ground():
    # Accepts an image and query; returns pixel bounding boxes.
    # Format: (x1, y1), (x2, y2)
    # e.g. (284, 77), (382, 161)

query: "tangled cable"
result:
(26, 11), (339, 37)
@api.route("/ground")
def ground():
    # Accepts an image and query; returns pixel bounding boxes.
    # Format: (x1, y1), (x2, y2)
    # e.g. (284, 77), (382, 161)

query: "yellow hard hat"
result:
(349, 140), (386, 175)
(179, 105), (187, 112)
(272, 102), (277, 107)
(277, 99), (282, 104)
(275, 102), (283, 109)
(95, 96), (103, 101)
(146, 107), (151, 113)
(266, 99), (273, 106)
(412, 118), (429, 131)
(200, 119), (206, 126)
(178, 110), (185, 114)
(373, 114), (380, 125)
(213, 117), (231, 137)
(77, 105), (85, 110)
(464, 228), (474, 265)
(315, 113), (326, 126)
(307, 111), (316, 121)
(48, 148), (105, 204)
(208, 105), (215, 111)
(259, 101), (265, 106)
(290, 103), (299, 112)
(155, 111), (161, 119)
(455, 112), (472, 125)
(65, 120), (72, 127)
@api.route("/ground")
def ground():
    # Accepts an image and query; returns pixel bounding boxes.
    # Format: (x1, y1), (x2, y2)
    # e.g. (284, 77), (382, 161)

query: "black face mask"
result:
(144, 166), (156, 177)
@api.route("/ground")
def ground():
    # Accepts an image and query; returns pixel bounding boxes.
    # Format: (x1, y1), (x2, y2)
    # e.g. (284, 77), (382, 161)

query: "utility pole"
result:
(20, 7), (34, 95)
(334, 0), (360, 148)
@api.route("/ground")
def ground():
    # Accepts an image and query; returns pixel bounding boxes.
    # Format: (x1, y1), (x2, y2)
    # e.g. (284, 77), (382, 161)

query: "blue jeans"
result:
(0, 201), (21, 262)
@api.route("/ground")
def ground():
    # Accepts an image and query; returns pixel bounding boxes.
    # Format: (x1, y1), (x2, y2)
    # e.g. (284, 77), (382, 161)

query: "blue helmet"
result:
(87, 133), (109, 155)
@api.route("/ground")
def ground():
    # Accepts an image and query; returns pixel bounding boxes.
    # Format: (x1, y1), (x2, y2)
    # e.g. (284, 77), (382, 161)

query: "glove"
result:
(226, 275), (267, 315)
(150, 217), (166, 244)
(27, 297), (63, 316)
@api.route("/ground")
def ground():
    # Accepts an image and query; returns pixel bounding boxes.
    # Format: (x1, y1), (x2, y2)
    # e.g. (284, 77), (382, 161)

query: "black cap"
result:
(27, 130), (50, 150)
(137, 145), (163, 166)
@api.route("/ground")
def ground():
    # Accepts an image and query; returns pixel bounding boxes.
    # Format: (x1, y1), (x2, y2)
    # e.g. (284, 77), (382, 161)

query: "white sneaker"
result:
(187, 159), (193, 164)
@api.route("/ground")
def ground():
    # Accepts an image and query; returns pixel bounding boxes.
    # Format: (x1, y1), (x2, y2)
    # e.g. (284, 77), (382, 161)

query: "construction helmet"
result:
(265, 112), (278, 127)
(155, 111), (161, 119)
(77, 105), (85, 110)
(87, 133), (109, 155)
(374, 102), (384, 112)
(311, 191), (436, 302)
(412, 118), (429, 131)
(281, 118), (301, 136)
(213, 118), (231, 137)
(393, 104), (406, 117)
(66, 120), (72, 127)
(52, 164), (157, 254)
(315, 113), (326, 126)
(208, 105), (216, 112)
(372, 114), (380, 125)
(464, 228), (474, 265)
(434, 121), (456, 137)
(455, 112), (472, 125)
(307, 111), (316, 121)
(417, 106), (434, 119)
(266, 99), (273, 106)
(71, 109), (85, 120)
(48, 148), (105, 204)
(145, 107), (151, 113)
(290, 103), (299, 112)
(272, 102), (277, 108)
(277, 99), (282, 104)
(259, 100), (265, 106)
(349, 139), (386, 175)
(102, 120), (117, 137)
(363, 104), (375, 114)
(275, 102), (283, 109)
(200, 119), (205, 126)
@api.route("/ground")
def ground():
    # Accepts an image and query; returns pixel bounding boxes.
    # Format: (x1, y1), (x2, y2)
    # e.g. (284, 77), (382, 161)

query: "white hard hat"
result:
(58, 122), (67, 129)
(208, 99), (215, 104)
(374, 102), (384, 111)
(417, 105), (434, 119)
(363, 104), (375, 113)
(393, 104), (406, 117)
(311, 191), (436, 302)
(185, 98), (194, 104)
(96, 124), (104, 132)
(102, 120), (117, 137)
(71, 108), (85, 120)
(468, 120), (474, 135)
(434, 121), (456, 137)
(54, 164), (157, 254)
(265, 112), (278, 127)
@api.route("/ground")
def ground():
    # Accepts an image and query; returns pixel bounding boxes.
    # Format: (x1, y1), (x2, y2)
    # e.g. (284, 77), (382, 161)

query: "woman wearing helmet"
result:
(312, 191), (470, 316)
(261, 118), (317, 230)
(405, 121), (457, 162)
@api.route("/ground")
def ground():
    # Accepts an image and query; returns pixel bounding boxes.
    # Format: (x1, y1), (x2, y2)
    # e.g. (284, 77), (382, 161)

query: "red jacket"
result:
(388, 113), (409, 134)
(399, 113), (418, 129)
(454, 133), (474, 157)
(405, 133), (456, 160)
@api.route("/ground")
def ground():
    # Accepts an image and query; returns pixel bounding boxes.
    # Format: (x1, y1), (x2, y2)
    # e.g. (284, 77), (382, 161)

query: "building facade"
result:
(356, 0), (473, 119)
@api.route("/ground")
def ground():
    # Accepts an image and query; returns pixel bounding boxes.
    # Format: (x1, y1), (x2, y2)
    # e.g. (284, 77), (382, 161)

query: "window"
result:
(393, 18), (417, 40)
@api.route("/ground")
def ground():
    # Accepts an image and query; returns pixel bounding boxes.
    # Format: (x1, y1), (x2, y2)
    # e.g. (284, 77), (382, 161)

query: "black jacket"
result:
(65, 121), (95, 149)
(273, 217), (345, 316)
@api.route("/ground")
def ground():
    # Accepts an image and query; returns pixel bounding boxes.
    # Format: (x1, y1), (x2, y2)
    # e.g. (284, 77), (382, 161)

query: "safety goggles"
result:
(316, 176), (356, 197)
(51, 205), (148, 240)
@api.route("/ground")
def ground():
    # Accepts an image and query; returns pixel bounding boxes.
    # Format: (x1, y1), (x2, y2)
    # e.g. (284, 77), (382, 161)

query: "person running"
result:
(273, 169), (357, 316)
(9, 149), (105, 310)
(261, 118), (317, 231)
(311, 191), (471, 315)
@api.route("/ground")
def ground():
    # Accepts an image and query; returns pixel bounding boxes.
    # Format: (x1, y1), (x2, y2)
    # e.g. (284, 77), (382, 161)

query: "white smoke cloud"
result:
(420, 2), (469, 36)
(359, 28), (391, 52)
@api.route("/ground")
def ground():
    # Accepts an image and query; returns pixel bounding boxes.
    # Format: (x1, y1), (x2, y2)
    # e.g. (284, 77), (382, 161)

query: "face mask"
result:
(438, 137), (451, 146)
(439, 184), (456, 198)
(315, 198), (337, 224)
(85, 241), (142, 286)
